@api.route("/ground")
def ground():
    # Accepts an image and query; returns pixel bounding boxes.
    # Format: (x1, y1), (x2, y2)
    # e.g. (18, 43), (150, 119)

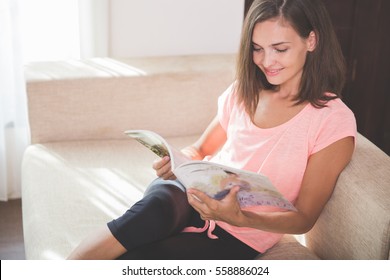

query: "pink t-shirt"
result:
(208, 84), (357, 253)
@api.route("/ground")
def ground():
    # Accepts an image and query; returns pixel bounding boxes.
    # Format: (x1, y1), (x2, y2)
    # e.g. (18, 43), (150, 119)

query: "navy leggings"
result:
(107, 179), (260, 260)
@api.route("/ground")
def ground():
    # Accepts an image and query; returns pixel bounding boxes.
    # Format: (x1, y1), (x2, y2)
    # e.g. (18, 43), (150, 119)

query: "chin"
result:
(265, 78), (282, 87)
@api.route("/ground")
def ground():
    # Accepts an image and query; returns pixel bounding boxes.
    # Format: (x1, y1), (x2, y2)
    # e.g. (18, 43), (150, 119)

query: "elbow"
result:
(295, 223), (315, 235)
(293, 215), (317, 235)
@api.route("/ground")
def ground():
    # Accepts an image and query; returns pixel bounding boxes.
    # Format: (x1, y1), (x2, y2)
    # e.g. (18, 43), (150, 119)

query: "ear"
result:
(307, 31), (317, 52)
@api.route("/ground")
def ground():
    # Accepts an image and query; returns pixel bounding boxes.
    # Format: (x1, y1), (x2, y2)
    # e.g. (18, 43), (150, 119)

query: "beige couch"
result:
(22, 55), (390, 260)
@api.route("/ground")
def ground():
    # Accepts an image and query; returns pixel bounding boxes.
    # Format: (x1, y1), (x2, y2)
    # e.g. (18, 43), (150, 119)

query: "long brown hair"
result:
(235, 0), (346, 119)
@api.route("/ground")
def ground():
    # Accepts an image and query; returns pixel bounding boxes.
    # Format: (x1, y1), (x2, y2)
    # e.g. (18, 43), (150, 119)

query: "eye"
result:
(275, 48), (288, 53)
(252, 45), (263, 52)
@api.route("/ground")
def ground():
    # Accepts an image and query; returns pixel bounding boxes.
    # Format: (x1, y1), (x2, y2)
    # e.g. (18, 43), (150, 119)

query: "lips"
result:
(264, 68), (283, 77)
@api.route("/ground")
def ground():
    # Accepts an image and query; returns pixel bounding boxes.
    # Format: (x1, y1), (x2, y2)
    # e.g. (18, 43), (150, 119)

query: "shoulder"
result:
(307, 95), (357, 154)
(310, 95), (355, 124)
(217, 82), (242, 130)
(218, 82), (238, 107)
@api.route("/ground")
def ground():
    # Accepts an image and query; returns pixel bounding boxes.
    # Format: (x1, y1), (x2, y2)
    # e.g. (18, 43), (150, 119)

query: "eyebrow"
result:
(252, 41), (291, 47)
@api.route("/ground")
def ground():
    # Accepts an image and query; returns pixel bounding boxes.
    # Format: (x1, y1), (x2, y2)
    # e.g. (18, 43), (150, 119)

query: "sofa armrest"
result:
(25, 56), (235, 144)
(306, 134), (390, 259)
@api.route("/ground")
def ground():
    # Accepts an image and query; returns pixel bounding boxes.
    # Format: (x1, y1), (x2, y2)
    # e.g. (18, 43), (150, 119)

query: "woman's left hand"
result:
(187, 186), (244, 226)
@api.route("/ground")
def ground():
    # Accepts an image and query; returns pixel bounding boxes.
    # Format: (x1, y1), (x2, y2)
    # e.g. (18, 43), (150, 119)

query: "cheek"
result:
(290, 49), (308, 68)
(252, 52), (262, 67)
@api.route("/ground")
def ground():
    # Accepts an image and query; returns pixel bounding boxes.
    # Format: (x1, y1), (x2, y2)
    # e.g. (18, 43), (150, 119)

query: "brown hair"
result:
(235, 0), (346, 119)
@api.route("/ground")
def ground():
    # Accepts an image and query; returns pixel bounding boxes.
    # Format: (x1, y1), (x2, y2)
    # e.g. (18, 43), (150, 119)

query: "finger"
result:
(187, 188), (214, 205)
(187, 192), (202, 206)
(187, 190), (216, 220)
(157, 166), (172, 178)
(187, 192), (208, 215)
(154, 159), (172, 178)
(152, 156), (170, 171)
(165, 173), (177, 181)
(224, 186), (240, 201)
(162, 170), (176, 180)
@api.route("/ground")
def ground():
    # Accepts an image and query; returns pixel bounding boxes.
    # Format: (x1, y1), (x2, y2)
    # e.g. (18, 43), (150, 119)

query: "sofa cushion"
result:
(22, 137), (318, 260)
(257, 235), (319, 260)
(21, 136), (196, 259)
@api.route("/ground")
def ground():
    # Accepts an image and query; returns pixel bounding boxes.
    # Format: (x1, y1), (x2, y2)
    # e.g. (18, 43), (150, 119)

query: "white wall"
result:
(21, 0), (80, 62)
(79, 0), (109, 58)
(109, 0), (244, 57)
(20, 0), (244, 61)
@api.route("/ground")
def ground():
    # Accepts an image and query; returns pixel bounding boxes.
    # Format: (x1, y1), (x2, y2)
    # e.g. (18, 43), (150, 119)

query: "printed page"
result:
(174, 161), (296, 211)
(124, 130), (191, 169)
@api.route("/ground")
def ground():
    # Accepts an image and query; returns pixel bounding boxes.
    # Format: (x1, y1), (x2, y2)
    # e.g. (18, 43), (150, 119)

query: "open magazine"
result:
(125, 130), (296, 211)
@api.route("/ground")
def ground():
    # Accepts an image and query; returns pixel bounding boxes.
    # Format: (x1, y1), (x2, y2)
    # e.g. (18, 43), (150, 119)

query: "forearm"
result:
(235, 209), (315, 235)
(181, 116), (226, 160)
(188, 187), (315, 235)
(232, 138), (355, 234)
(180, 145), (204, 160)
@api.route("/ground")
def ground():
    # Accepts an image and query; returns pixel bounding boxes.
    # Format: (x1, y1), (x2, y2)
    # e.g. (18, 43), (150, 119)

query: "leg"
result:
(67, 180), (191, 260)
(67, 226), (126, 260)
(118, 212), (260, 260)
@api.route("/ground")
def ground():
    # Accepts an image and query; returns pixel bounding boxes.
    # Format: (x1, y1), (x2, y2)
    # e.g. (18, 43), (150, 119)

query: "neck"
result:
(265, 86), (300, 103)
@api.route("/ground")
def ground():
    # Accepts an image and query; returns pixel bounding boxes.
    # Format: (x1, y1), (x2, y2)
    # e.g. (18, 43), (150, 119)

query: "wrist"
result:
(237, 211), (250, 227)
(181, 146), (203, 160)
(235, 210), (257, 228)
(222, 209), (251, 228)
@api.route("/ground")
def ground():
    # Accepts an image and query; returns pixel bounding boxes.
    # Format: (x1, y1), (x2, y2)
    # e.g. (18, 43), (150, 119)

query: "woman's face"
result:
(252, 18), (315, 91)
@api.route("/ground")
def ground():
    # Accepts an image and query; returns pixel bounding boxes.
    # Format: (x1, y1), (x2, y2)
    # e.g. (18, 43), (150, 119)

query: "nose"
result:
(262, 51), (276, 67)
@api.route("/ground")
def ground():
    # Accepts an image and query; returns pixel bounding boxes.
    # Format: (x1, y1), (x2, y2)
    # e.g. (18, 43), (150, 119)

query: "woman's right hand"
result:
(152, 156), (176, 180)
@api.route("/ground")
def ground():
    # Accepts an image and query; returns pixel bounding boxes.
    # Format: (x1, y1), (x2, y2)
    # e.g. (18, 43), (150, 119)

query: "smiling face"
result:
(252, 18), (316, 93)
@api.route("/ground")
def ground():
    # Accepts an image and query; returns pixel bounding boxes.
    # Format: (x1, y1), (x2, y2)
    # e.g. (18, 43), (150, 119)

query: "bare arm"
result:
(181, 116), (227, 160)
(153, 116), (227, 179)
(188, 136), (355, 234)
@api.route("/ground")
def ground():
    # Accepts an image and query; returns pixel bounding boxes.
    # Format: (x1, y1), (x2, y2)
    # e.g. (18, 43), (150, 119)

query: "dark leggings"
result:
(107, 179), (260, 260)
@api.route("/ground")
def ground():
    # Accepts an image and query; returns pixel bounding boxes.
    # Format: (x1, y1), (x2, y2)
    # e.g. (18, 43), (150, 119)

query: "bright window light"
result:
(20, 0), (80, 63)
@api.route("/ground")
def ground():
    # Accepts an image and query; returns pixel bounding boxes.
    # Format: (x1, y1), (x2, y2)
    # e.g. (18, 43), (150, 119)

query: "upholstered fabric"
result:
(257, 235), (319, 260)
(306, 134), (390, 259)
(22, 137), (320, 260)
(22, 137), (194, 259)
(25, 55), (235, 144)
(22, 55), (390, 260)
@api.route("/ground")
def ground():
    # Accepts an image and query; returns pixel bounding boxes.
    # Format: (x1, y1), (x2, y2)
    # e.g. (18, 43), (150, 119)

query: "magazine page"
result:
(174, 161), (296, 211)
(124, 130), (191, 169)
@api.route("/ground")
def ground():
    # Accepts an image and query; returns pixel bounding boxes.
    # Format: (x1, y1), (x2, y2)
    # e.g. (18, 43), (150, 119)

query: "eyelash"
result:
(275, 48), (288, 53)
(252, 46), (288, 53)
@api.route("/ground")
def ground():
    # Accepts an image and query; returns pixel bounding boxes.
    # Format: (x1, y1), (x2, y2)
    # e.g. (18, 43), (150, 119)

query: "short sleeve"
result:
(311, 100), (357, 154)
(217, 83), (237, 131)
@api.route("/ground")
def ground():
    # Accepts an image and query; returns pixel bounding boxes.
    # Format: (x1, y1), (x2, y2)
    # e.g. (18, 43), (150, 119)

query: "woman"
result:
(68, 0), (356, 260)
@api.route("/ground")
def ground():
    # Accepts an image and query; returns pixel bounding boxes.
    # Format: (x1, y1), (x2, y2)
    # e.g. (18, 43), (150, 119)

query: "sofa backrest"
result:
(305, 134), (390, 259)
(25, 56), (236, 144)
(25, 55), (390, 260)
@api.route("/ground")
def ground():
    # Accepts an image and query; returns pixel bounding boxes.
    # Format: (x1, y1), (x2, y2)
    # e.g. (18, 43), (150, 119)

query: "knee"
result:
(144, 187), (185, 214)
(143, 188), (191, 229)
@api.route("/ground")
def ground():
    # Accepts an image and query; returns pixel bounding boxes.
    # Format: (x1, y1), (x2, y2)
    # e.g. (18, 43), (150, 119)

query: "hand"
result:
(187, 186), (244, 226)
(152, 156), (176, 180)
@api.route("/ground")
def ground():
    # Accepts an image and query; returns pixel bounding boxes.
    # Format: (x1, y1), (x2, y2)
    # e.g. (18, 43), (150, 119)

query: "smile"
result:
(264, 68), (283, 77)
